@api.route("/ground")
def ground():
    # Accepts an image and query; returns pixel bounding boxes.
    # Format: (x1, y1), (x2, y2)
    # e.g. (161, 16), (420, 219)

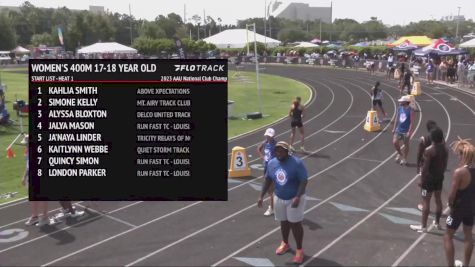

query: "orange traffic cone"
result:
(7, 147), (15, 158)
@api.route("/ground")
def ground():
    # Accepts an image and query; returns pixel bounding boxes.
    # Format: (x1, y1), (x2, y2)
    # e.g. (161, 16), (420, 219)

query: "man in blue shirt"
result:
(392, 95), (415, 166)
(257, 141), (308, 264)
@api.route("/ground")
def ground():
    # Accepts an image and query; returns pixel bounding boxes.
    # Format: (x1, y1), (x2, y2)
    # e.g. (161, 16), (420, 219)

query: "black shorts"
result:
(372, 99), (382, 107)
(446, 213), (474, 230)
(291, 120), (303, 128)
(421, 179), (444, 194)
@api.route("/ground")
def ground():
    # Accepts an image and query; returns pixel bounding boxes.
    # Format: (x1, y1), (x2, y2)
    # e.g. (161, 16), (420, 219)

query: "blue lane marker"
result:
(330, 202), (369, 212)
(386, 207), (422, 216)
(234, 257), (275, 267)
(305, 196), (321, 201)
(249, 183), (262, 191)
(379, 213), (420, 225)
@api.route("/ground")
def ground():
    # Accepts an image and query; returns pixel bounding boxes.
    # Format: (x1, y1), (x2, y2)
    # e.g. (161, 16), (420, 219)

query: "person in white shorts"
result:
(257, 141), (308, 264)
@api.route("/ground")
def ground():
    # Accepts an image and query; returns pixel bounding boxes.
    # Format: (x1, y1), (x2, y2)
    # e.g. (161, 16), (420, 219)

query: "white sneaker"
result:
(410, 224), (427, 233)
(395, 154), (401, 163)
(433, 220), (443, 230)
(36, 216), (60, 226)
(400, 159), (407, 166)
(264, 206), (274, 216)
(69, 210), (85, 218)
(455, 260), (463, 267)
(25, 216), (39, 226)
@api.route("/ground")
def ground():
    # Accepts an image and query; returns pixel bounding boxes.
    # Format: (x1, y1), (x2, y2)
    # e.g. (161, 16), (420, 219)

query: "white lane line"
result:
(390, 83), (470, 267)
(0, 201), (142, 255)
(36, 78), (353, 266)
(226, 77), (366, 192)
(0, 198), (28, 209)
(0, 201), (84, 230)
(243, 78), (342, 165)
(228, 80), (329, 157)
(75, 203), (138, 228)
(45, 80), (385, 267)
(300, 78), (451, 267)
(40, 202), (202, 266)
(211, 80), (403, 267)
(391, 207), (449, 267)
(228, 78), (316, 142)
(348, 157), (384, 163)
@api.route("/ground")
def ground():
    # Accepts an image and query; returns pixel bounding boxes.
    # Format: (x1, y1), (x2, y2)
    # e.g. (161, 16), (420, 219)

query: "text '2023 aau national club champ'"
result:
(29, 59), (228, 201)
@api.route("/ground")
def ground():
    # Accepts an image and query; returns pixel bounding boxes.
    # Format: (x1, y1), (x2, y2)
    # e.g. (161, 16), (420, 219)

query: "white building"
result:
(269, 1), (332, 23)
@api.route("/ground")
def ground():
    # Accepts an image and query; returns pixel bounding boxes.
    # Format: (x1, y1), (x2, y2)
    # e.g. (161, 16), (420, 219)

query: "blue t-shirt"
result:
(396, 106), (411, 134)
(265, 155), (308, 200)
(262, 140), (276, 167)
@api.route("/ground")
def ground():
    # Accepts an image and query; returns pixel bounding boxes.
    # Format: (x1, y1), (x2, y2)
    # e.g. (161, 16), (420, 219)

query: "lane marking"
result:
(0, 201), (142, 255)
(210, 80), (400, 267)
(300, 78), (450, 267)
(348, 157), (384, 163)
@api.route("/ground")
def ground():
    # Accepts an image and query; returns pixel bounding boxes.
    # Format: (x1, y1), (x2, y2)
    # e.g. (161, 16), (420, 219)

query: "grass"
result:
(0, 70), (29, 204)
(228, 70), (311, 137)
(0, 68), (310, 203)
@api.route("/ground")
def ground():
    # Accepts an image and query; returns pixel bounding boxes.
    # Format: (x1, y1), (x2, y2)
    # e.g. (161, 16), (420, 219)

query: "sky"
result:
(1, 0), (474, 26)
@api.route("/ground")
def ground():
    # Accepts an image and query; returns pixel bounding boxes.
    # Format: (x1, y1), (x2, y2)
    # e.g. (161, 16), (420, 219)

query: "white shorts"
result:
(274, 194), (306, 223)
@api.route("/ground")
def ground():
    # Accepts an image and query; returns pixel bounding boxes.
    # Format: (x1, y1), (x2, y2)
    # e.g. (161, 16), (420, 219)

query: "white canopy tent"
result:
(203, 29), (281, 49)
(11, 46), (30, 54)
(460, 38), (475, 48)
(77, 42), (137, 54)
(293, 42), (319, 48)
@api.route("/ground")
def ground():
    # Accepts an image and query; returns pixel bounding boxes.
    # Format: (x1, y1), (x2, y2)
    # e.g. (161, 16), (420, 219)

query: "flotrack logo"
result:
(174, 64), (225, 72)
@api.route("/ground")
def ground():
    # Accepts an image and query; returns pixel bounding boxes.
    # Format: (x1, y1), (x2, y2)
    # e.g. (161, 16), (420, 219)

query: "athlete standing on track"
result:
(257, 128), (277, 216)
(416, 120), (438, 211)
(392, 95), (415, 165)
(257, 141), (308, 264)
(289, 97), (306, 152)
(444, 138), (475, 267)
(410, 127), (448, 233)
(371, 81), (388, 123)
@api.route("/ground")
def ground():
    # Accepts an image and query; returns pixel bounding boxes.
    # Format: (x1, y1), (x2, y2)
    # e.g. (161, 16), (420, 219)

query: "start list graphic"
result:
(28, 59), (228, 201)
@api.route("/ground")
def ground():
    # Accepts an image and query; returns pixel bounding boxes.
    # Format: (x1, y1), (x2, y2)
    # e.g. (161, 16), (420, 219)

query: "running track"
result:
(0, 65), (474, 266)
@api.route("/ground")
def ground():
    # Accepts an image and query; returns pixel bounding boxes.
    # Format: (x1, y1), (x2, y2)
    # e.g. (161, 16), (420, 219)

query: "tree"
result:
(0, 12), (16, 50)
(31, 32), (55, 46)
(139, 21), (166, 39)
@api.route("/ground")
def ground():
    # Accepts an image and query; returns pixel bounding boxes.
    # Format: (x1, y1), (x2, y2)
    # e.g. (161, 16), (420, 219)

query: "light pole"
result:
(246, 23), (263, 116)
(455, 6), (461, 42)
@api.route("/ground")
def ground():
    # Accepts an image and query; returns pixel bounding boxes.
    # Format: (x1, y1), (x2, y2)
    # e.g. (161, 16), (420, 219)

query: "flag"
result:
(7, 147), (15, 158)
(58, 27), (64, 46)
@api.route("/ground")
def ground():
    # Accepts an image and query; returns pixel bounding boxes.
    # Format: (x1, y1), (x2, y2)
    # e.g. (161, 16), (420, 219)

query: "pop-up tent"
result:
(414, 39), (467, 56)
(77, 42), (137, 54)
(203, 29), (281, 49)
(460, 38), (475, 48)
(388, 36), (433, 47)
(293, 42), (319, 48)
(392, 40), (418, 51)
(11, 46), (30, 54)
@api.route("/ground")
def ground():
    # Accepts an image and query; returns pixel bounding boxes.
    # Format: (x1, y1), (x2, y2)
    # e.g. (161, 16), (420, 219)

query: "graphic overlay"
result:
(28, 59), (228, 201)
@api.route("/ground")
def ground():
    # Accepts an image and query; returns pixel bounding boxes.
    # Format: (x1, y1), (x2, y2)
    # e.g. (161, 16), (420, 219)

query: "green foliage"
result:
(0, 12), (16, 49)
(1, 1), (475, 54)
(31, 32), (55, 46)
(278, 28), (308, 43)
